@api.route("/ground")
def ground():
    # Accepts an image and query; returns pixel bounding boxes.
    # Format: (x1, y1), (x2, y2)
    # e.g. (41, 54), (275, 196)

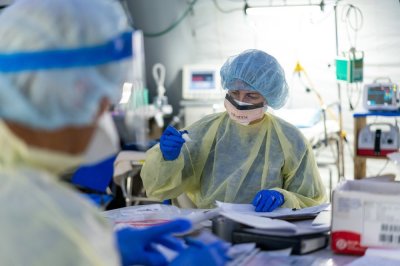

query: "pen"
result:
(187, 208), (222, 225)
(180, 130), (192, 142)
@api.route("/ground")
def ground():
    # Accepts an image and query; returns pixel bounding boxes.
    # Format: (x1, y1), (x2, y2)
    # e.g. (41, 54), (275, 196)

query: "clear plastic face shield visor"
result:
(0, 31), (135, 129)
(224, 93), (267, 125)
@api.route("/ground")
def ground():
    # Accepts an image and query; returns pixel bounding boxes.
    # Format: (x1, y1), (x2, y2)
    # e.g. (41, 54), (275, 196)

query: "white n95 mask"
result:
(84, 112), (120, 165)
(224, 94), (266, 126)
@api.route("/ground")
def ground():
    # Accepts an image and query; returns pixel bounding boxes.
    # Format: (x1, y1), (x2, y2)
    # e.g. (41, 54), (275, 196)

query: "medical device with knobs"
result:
(357, 123), (399, 157)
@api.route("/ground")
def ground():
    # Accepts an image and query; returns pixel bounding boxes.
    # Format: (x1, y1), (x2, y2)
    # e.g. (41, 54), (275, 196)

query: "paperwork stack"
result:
(231, 220), (329, 255)
(212, 203), (331, 255)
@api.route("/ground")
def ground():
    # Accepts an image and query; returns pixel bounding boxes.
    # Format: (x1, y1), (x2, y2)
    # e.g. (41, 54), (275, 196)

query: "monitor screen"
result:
(190, 72), (215, 90)
(364, 83), (399, 111)
(367, 85), (394, 106)
(182, 64), (224, 100)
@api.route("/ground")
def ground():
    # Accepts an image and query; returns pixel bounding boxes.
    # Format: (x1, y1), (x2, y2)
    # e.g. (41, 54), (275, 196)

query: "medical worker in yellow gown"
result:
(141, 49), (327, 211)
(0, 0), (229, 265)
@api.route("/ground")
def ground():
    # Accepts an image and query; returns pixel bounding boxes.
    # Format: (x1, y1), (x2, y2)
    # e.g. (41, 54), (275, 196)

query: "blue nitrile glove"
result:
(252, 189), (284, 212)
(160, 125), (186, 161)
(116, 219), (191, 266)
(170, 238), (230, 266)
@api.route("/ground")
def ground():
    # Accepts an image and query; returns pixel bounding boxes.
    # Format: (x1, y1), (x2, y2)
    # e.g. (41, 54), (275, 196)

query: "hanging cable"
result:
(309, 8), (335, 24)
(345, 82), (362, 111)
(142, 0), (198, 38)
(212, 0), (243, 13)
(293, 62), (325, 106)
(374, 160), (390, 177)
(119, 0), (135, 29)
(341, 4), (363, 48)
(293, 61), (342, 123)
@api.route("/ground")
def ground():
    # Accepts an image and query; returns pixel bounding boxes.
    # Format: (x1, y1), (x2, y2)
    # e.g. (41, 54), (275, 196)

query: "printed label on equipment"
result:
(337, 197), (362, 213)
(362, 201), (400, 247)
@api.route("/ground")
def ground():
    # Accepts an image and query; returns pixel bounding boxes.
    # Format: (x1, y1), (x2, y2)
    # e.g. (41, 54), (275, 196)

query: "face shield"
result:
(224, 93), (266, 126)
(0, 31), (134, 130)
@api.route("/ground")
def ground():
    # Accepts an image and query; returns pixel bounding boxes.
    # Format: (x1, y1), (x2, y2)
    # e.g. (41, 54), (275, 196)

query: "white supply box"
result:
(331, 180), (400, 255)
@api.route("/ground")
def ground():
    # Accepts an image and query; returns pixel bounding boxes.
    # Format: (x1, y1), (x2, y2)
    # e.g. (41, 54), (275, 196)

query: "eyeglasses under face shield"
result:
(225, 93), (265, 110)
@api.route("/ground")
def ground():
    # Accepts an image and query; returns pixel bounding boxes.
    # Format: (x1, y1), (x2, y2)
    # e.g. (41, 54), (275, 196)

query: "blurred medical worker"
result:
(142, 49), (327, 211)
(0, 0), (228, 265)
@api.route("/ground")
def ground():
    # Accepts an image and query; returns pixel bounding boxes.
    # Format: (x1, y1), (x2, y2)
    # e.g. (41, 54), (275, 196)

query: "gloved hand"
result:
(252, 189), (284, 212)
(170, 238), (230, 266)
(116, 219), (191, 266)
(160, 125), (186, 161)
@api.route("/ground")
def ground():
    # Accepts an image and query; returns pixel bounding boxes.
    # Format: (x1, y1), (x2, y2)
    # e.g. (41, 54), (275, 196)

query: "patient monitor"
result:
(181, 64), (225, 127)
(182, 64), (224, 100)
(363, 80), (399, 111)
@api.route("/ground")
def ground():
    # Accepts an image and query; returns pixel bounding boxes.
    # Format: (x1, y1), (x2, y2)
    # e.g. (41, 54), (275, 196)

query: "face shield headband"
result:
(0, 31), (133, 72)
(225, 93), (265, 110)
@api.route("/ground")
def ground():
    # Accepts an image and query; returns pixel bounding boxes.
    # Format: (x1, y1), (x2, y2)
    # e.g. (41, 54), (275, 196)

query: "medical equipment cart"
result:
(353, 111), (400, 179)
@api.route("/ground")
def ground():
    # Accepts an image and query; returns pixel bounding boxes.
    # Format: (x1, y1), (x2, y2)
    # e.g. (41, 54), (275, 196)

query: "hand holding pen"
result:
(160, 125), (191, 161)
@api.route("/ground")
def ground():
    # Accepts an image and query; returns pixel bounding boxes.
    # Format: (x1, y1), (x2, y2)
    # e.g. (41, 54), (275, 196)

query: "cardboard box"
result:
(331, 180), (400, 255)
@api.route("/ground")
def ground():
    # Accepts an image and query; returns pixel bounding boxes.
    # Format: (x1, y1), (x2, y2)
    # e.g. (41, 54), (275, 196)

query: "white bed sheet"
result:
(273, 108), (340, 147)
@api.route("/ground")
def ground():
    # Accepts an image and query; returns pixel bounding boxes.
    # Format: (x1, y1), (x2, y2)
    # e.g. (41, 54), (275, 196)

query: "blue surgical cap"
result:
(220, 49), (289, 109)
(0, 0), (133, 129)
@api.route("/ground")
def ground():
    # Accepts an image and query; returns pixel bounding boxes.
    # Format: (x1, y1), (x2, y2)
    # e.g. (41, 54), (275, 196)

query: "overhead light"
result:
(243, 0), (326, 15)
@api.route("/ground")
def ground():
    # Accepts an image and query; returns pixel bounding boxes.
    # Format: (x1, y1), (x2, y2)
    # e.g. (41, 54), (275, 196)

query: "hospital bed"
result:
(112, 152), (198, 207)
(113, 151), (162, 206)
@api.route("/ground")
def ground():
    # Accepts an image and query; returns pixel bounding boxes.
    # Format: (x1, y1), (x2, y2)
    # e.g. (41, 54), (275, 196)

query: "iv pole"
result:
(334, 1), (346, 178)
(244, 0), (346, 178)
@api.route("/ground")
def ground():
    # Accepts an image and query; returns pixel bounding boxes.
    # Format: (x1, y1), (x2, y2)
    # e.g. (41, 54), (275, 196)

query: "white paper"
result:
(120, 204), (164, 215)
(242, 219), (329, 237)
(243, 252), (318, 266)
(186, 208), (222, 224)
(347, 256), (400, 266)
(312, 210), (331, 226)
(365, 248), (400, 261)
(220, 211), (297, 231)
(216, 201), (330, 219)
(227, 243), (257, 258)
(103, 204), (187, 228)
(228, 248), (260, 266)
